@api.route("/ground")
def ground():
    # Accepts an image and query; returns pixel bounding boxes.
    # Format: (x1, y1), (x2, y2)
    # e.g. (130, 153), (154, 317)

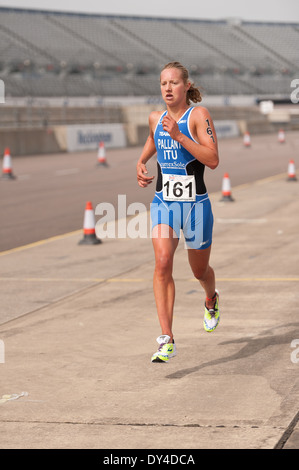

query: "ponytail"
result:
(187, 83), (202, 105)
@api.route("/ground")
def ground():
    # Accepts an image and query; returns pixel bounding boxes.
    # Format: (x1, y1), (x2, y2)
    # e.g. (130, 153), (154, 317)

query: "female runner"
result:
(136, 62), (220, 362)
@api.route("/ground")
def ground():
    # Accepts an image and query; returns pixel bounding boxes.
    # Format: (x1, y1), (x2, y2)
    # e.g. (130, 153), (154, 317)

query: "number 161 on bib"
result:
(162, 174), (196, 202)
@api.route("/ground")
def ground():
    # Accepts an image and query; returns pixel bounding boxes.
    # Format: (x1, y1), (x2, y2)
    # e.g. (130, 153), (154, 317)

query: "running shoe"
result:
(203, 290), (220, 332)
(151, 335), (177, 363)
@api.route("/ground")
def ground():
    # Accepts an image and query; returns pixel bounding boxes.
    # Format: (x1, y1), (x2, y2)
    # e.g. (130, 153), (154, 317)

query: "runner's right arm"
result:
(136, 112), (160, 188)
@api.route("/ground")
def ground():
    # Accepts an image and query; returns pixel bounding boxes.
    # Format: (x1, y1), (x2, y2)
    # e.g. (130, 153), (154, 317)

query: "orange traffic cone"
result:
(2, 147), (16, 179)
(221, 173), (234, 201)
(278, 129), (285, 143)
(287, 160), (297, 181)
(79, 201), (102, 245)
(97, 141), (108, 166)
(243, 131), (251, 148)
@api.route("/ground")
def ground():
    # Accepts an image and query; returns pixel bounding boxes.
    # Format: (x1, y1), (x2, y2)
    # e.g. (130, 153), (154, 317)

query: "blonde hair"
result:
(161, 61), (202, 105)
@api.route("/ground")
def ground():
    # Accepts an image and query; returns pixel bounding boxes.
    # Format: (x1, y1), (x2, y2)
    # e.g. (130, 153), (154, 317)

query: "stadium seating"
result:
(0, 7), (298, 98)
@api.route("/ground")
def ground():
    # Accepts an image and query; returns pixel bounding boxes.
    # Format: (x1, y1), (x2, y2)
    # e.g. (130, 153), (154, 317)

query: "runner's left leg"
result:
(187, 246), (216, 309)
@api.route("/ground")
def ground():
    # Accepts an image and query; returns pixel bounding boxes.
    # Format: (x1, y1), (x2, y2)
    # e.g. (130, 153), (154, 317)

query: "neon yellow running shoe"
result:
(203, 290), (220, 332)
(151, 335), (177, 363)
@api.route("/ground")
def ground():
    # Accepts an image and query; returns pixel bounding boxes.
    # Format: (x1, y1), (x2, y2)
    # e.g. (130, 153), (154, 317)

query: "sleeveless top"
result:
(154, 107), (207, 199)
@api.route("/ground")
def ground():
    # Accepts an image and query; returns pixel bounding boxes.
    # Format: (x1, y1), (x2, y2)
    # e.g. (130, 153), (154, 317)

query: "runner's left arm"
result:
(162, 107), (219, 170)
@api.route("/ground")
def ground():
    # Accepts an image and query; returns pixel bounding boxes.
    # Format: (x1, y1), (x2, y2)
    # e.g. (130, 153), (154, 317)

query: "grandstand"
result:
(0, 7), (299, 154)
(0, 7), (298, 98)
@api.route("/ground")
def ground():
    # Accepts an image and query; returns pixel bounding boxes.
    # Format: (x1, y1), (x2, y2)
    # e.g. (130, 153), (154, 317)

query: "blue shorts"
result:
(150, 193), (214, 250)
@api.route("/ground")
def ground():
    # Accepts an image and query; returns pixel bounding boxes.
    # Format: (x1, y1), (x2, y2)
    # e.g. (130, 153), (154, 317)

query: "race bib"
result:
(162, 174), (196, 202)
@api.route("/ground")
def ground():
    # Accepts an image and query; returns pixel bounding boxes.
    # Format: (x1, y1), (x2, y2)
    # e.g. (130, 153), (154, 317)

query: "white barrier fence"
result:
(60, 119), (239, 152)
(66, 123), (127, 152)
(214, 120), (240, 139)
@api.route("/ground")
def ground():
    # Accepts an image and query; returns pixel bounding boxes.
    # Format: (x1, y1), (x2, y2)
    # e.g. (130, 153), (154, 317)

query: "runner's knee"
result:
(155, 251), (173, 278)
(191, 264), (209, 281)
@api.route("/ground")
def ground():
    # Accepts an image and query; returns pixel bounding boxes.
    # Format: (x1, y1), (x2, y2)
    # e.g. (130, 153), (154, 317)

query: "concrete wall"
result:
(0, 127), (62, 156)
(0, 104), (298, 155)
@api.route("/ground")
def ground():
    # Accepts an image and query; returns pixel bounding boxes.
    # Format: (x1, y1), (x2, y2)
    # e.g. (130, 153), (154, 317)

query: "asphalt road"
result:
(1, 131), (299, 450)
(1, 131), (298, 252)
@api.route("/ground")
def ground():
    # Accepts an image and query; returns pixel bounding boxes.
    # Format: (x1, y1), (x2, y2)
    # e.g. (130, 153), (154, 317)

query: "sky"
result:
(0, 0), (299, 23)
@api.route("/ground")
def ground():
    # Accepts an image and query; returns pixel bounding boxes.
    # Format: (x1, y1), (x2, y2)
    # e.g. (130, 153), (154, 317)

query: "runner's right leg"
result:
(152, 224), (179, 344)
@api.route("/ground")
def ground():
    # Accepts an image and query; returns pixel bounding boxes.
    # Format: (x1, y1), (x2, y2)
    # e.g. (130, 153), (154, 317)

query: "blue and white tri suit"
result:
(150, 107), (214, 249)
